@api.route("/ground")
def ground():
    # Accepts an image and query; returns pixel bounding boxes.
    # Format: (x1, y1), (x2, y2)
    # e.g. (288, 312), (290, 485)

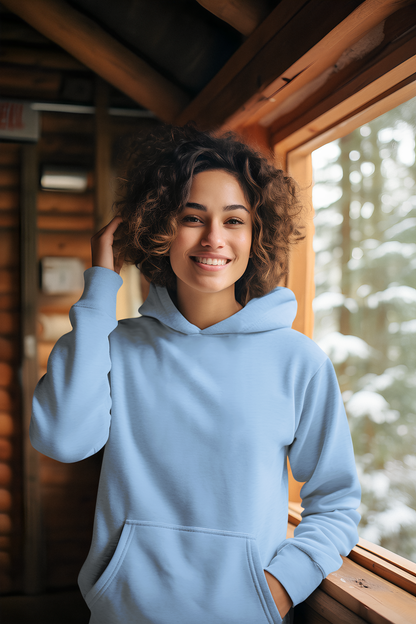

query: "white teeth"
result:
(194, 257), (228, 266)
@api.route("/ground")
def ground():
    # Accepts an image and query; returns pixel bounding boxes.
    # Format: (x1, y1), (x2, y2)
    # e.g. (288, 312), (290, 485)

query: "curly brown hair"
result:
(113, 124), (304, 306)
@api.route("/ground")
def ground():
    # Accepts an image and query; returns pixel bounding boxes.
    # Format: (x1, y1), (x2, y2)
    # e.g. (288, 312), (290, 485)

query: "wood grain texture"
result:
(323, 557), (416, 623)
(2, 0), (190, 121)
(37, 191), (94, 214)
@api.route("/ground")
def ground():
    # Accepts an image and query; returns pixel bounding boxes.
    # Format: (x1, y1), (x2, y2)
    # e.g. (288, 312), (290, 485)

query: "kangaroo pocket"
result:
(85, 520), (283, 624)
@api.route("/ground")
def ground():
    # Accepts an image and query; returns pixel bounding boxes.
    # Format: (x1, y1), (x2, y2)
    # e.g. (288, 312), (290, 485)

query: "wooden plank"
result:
(270, 7), (416, 145)
(349, 546), (416, 597)
(176, 0), (309, 125)
(0, 463), (12, 486)
(20, 143), (43, 594)
(0, 441), (12, 463)
(37, 213), (94, 232)
(0, 65), (61, 98)
(38, 134), (94, 158)
(0, 145), (20, 166)
(0, 212), (19, 228)
(0, 363), (13, 388)
(274, 58), (416, 155)
(0, 313), (19, 336)
(0, 337), (17, 362)
(323, 556), (416, 624)
(286, 151), (315, 339)
(0, 232), (20, 268)
(357, 538), (416, 578)
(41, 112), (94, 135)
(37, 191), (94, 213)
(0, 293), (19, 312)
(195, 0), (272, 36)
(0, 270), (19, 294)
(178, 0), (412, 129)
(236, 0), (415, 129)
(0, 390), (12, 412)
(178, 0), (366, 127)
(304, 588), (368, 624)
(0, 44), (88, 71)
(0, 191), (19, 210)
(2, 0), (190, 122)
(0, 168), (19, 188)
(37, 232), (91, 261)
(0, 413), (14, 437)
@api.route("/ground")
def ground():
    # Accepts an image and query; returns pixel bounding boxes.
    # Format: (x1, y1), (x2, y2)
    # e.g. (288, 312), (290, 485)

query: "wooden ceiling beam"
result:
(1, 0), (190, 122)
(177, 0), (412, 129)
(195, 0), (271, 36)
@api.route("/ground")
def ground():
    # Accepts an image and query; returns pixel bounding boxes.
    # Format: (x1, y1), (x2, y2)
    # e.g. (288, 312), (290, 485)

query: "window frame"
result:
(275, 61), (416, 607)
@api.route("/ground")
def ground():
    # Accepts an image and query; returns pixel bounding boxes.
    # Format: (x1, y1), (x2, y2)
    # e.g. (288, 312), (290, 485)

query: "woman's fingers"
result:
(91, 216), (124, 272)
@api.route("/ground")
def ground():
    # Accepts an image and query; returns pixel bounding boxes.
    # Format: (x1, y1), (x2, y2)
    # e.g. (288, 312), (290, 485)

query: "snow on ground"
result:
(346, 390), (400, 423)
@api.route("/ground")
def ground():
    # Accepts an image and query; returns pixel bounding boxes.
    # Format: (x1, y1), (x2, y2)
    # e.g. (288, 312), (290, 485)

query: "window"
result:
(311, 97), (416, 563)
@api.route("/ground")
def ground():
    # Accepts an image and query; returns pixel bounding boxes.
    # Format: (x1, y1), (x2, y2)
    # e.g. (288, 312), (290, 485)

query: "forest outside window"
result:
(311, 96), (416, 565)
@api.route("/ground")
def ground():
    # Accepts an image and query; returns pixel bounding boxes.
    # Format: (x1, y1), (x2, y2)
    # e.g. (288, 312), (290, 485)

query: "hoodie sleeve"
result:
(30, 266), (123, 463)
(264, 356), (361, 607)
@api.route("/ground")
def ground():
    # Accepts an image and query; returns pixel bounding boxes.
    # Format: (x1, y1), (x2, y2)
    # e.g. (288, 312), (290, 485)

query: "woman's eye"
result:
(182, 216), (201, 223)
(227, 218), (243, 225)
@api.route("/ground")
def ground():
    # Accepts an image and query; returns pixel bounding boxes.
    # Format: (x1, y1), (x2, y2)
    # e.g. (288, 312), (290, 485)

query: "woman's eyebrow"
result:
(185, 202), (250, 213)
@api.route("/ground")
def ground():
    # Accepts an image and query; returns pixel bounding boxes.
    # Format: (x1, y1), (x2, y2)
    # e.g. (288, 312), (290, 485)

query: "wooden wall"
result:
(0, 105), (158, 593)
(35, 111), (98, 590)
(0, 143), (23, 593)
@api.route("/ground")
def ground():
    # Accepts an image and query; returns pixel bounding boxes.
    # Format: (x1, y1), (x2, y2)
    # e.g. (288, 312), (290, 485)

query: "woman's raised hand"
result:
(91, 216), (124, 275)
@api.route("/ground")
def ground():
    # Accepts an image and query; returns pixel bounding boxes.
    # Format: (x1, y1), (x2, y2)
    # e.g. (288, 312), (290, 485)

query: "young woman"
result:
(30, 125), (361, 624)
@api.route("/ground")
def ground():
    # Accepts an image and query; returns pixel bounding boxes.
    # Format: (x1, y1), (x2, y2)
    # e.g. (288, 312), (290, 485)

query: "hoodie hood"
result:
(138, 283), (297, 335)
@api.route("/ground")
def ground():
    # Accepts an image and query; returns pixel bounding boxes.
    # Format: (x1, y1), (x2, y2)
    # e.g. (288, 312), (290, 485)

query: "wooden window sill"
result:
(288, 502), (416, 623)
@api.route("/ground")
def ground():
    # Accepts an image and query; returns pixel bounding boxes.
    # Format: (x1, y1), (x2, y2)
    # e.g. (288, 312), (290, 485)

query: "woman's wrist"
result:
(264, 570), (293, 618)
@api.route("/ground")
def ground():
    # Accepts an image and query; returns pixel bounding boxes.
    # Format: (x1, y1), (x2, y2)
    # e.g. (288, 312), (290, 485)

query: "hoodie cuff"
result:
(264, 543), (324, 607)
(76, 266), (123, 319)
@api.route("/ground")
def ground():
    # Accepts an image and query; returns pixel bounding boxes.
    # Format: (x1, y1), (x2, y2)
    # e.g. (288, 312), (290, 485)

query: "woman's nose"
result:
(201, 221), (224, 248)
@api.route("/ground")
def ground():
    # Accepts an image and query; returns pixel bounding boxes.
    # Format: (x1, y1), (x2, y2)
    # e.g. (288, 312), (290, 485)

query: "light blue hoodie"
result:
(30, 266), (361, 624)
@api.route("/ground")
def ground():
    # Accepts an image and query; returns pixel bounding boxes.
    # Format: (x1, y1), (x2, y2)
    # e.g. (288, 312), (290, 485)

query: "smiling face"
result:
(169, 169), (252, 300)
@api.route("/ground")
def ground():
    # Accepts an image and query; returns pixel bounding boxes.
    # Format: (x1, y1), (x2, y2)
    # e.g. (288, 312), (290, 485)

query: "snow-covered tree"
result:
(312, 97), (416, 562)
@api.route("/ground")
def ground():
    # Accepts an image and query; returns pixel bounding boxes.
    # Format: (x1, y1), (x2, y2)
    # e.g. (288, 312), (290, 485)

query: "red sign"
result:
(0, 100), (39, 141)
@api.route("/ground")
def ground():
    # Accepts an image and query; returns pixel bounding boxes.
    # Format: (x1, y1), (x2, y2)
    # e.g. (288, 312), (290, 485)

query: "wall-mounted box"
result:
(40, 257), (85, 294)
(0, 100), (40, 142)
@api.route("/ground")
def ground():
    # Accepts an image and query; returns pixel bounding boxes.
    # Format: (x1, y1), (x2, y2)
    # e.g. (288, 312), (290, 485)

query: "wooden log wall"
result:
(0, 97), (158, 593)
(35, 111), (99, 590)
(0, 143), (22, 594)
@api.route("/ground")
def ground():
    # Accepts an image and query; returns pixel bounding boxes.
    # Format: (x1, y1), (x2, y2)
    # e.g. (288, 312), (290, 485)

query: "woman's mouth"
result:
(191, 256), (232, 270)
(192, 256), (230, 266)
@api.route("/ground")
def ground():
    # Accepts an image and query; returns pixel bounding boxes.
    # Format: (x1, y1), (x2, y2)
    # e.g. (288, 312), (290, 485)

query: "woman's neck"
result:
(173, 281), (243, 330)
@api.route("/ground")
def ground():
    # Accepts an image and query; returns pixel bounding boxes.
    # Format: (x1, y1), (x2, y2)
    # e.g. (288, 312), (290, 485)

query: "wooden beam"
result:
(176, 0), (308, 126)
(1, 0), (190, 123)
(269, 4), (416, 147)
(20, 144), (43, 594)
(195, 0), (271, 36)
(177, 0), (412, 129)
